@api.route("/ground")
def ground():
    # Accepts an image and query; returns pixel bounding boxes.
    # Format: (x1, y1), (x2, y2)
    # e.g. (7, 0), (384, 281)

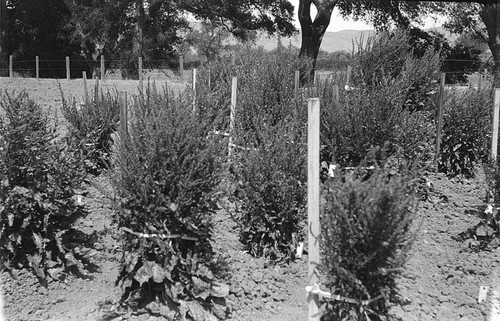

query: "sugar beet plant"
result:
(61, 89), (120, 175)
(232, 118), (307, 261)
(438, 88), (492, 178)
(0, 92), (87, 282)
(320, 161), (419, 321)
(110, 86), (227, 318)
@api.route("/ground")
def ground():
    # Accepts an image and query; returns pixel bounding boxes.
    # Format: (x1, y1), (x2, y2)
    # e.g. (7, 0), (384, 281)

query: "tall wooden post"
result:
(66, 56), (70, 81)
(435, 73), (445, 172)
(100, 55), (105, 81)
(492, 89), (500, 162)
(179, 55), (184, 83)
(228, 77), (237, 158)
(332, 84), (339, 104)
(119, 91), (128, 143)
(294, 70), (300, 101)
(138, 56), (143, 93)
(35, 56), (39, 80)
(83, 71), (89, 105)
(307, 98), (321, 321)
(9, 55), (12, 79)
(192, 68), (197, 112)
(346, 65), (352, 89)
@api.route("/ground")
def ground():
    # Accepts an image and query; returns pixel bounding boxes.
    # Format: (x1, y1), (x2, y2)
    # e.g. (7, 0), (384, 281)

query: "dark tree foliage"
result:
(3, 0), (83, 78)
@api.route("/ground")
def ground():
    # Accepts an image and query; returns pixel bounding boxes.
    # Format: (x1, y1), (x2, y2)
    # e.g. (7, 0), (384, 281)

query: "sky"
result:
(288, 0), (443, 32)
(288, 0), (373, 32)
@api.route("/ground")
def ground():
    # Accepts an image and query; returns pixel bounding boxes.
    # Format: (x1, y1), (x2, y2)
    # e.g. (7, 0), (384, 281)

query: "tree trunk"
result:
(480, 3), (500, 87)
(298, 0), (338, 82)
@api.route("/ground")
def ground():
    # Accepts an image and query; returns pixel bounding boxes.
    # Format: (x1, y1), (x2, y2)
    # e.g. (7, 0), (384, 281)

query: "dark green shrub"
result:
(196, 49), (311, 141)
(319, 30), (440, 168)
(0, 92), (87, 282)
(61, 88), (120, 175)
(438, 88), (492, 178)
(232, 119), (307, 261)
(110, 87), (226, 317)
(320, 162), (419, 321)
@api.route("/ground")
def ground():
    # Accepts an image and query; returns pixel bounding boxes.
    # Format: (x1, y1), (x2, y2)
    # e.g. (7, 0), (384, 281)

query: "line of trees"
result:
(0, 0), (498, 83)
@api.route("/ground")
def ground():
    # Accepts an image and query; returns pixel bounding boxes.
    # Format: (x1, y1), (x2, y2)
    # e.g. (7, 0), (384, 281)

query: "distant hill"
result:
(253, 27), (458, 53)
(254, 29), (373, 53)
(189, 21), (458, 54)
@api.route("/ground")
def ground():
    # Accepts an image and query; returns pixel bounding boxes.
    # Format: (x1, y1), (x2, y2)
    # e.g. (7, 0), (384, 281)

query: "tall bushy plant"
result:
(111, 86), (226, 317)
(320, 162), (419, 321)
(196, 49), (311, 141)
(319, 30), (440, 168)
(439, 88), (492, 178)
(0, 92), (87, 282)
(61, 89), (120, 175)
(232, 119), (307, 261)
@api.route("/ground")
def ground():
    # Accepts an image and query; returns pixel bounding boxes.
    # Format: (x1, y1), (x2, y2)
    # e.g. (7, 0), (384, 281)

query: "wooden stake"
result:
(101, 55), (105, 81)
(346, 65), (352, 89)
(192, 68), (197, 112)
(492, 89), (500, 162)
(9, 55), (12, 79)
(119, 91), (128, 143)
(66, 56), (70, 81)
(138, 56), (143, 93)
(179, 55), (184, 83)
(332, 84), (339, 104)
(94, 77), (100, 103)
(35, 56), (39, 80)
(83, 71), (89, 105)
(294, 70), (300, 102)
(478, 71), (483, 91)
(307, 98), (321, 321)
(228, 77), (237, 158)
(435, 73), (445, 172)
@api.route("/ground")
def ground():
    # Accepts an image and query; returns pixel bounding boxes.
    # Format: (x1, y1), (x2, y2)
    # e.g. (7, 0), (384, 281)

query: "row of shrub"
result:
(0, 29), (495, 320)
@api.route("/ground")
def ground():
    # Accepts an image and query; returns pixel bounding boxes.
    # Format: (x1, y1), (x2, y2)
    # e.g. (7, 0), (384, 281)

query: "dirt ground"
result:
(1, 77), (500, 321)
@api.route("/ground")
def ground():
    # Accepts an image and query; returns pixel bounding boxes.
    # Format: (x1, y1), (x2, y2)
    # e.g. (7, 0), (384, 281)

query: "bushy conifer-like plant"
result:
(110, 86), (226, 317)
(61, 89), (120, 175)
(320, 160), (418, 321)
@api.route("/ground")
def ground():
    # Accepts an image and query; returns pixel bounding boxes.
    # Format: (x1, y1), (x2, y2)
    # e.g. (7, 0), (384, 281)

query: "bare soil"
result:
(1, 77), (499, 321)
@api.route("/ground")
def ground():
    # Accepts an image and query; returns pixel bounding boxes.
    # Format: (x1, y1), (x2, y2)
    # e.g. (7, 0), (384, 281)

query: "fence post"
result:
(9, 55), (12, 79)
(435, 73), (445, 172)
(492, 89), (500, 162)
(294, 70), (300, 101)
(36, 56), (39, 80)
(138, 56), (143, 93)
(228, 77), (237, 158)
(83, 71), (89, 105)
(192, 68), (197, 112)
(119, 91), (128, 143)
(100, 55), (105, 81)
(346, 65), (352, 89)
(66, 56), (70, 81)
(332, 84), (339, 104)
(307, 98), (321, 321)
(179, 55), (184, 83)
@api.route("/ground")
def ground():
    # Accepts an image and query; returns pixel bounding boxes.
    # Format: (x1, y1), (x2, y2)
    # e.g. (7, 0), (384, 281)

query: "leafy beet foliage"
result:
(439, 88), (492, 178)
(320, 161), (419, 321)
(110, 86), (226, 316)
(61, 88), (120, 175)
(232, 119), (307, 261)
(0, 92), (88, 282)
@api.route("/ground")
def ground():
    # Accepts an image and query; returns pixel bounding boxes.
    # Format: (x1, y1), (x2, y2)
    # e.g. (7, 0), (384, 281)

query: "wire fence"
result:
(0, 56), (497, 87)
